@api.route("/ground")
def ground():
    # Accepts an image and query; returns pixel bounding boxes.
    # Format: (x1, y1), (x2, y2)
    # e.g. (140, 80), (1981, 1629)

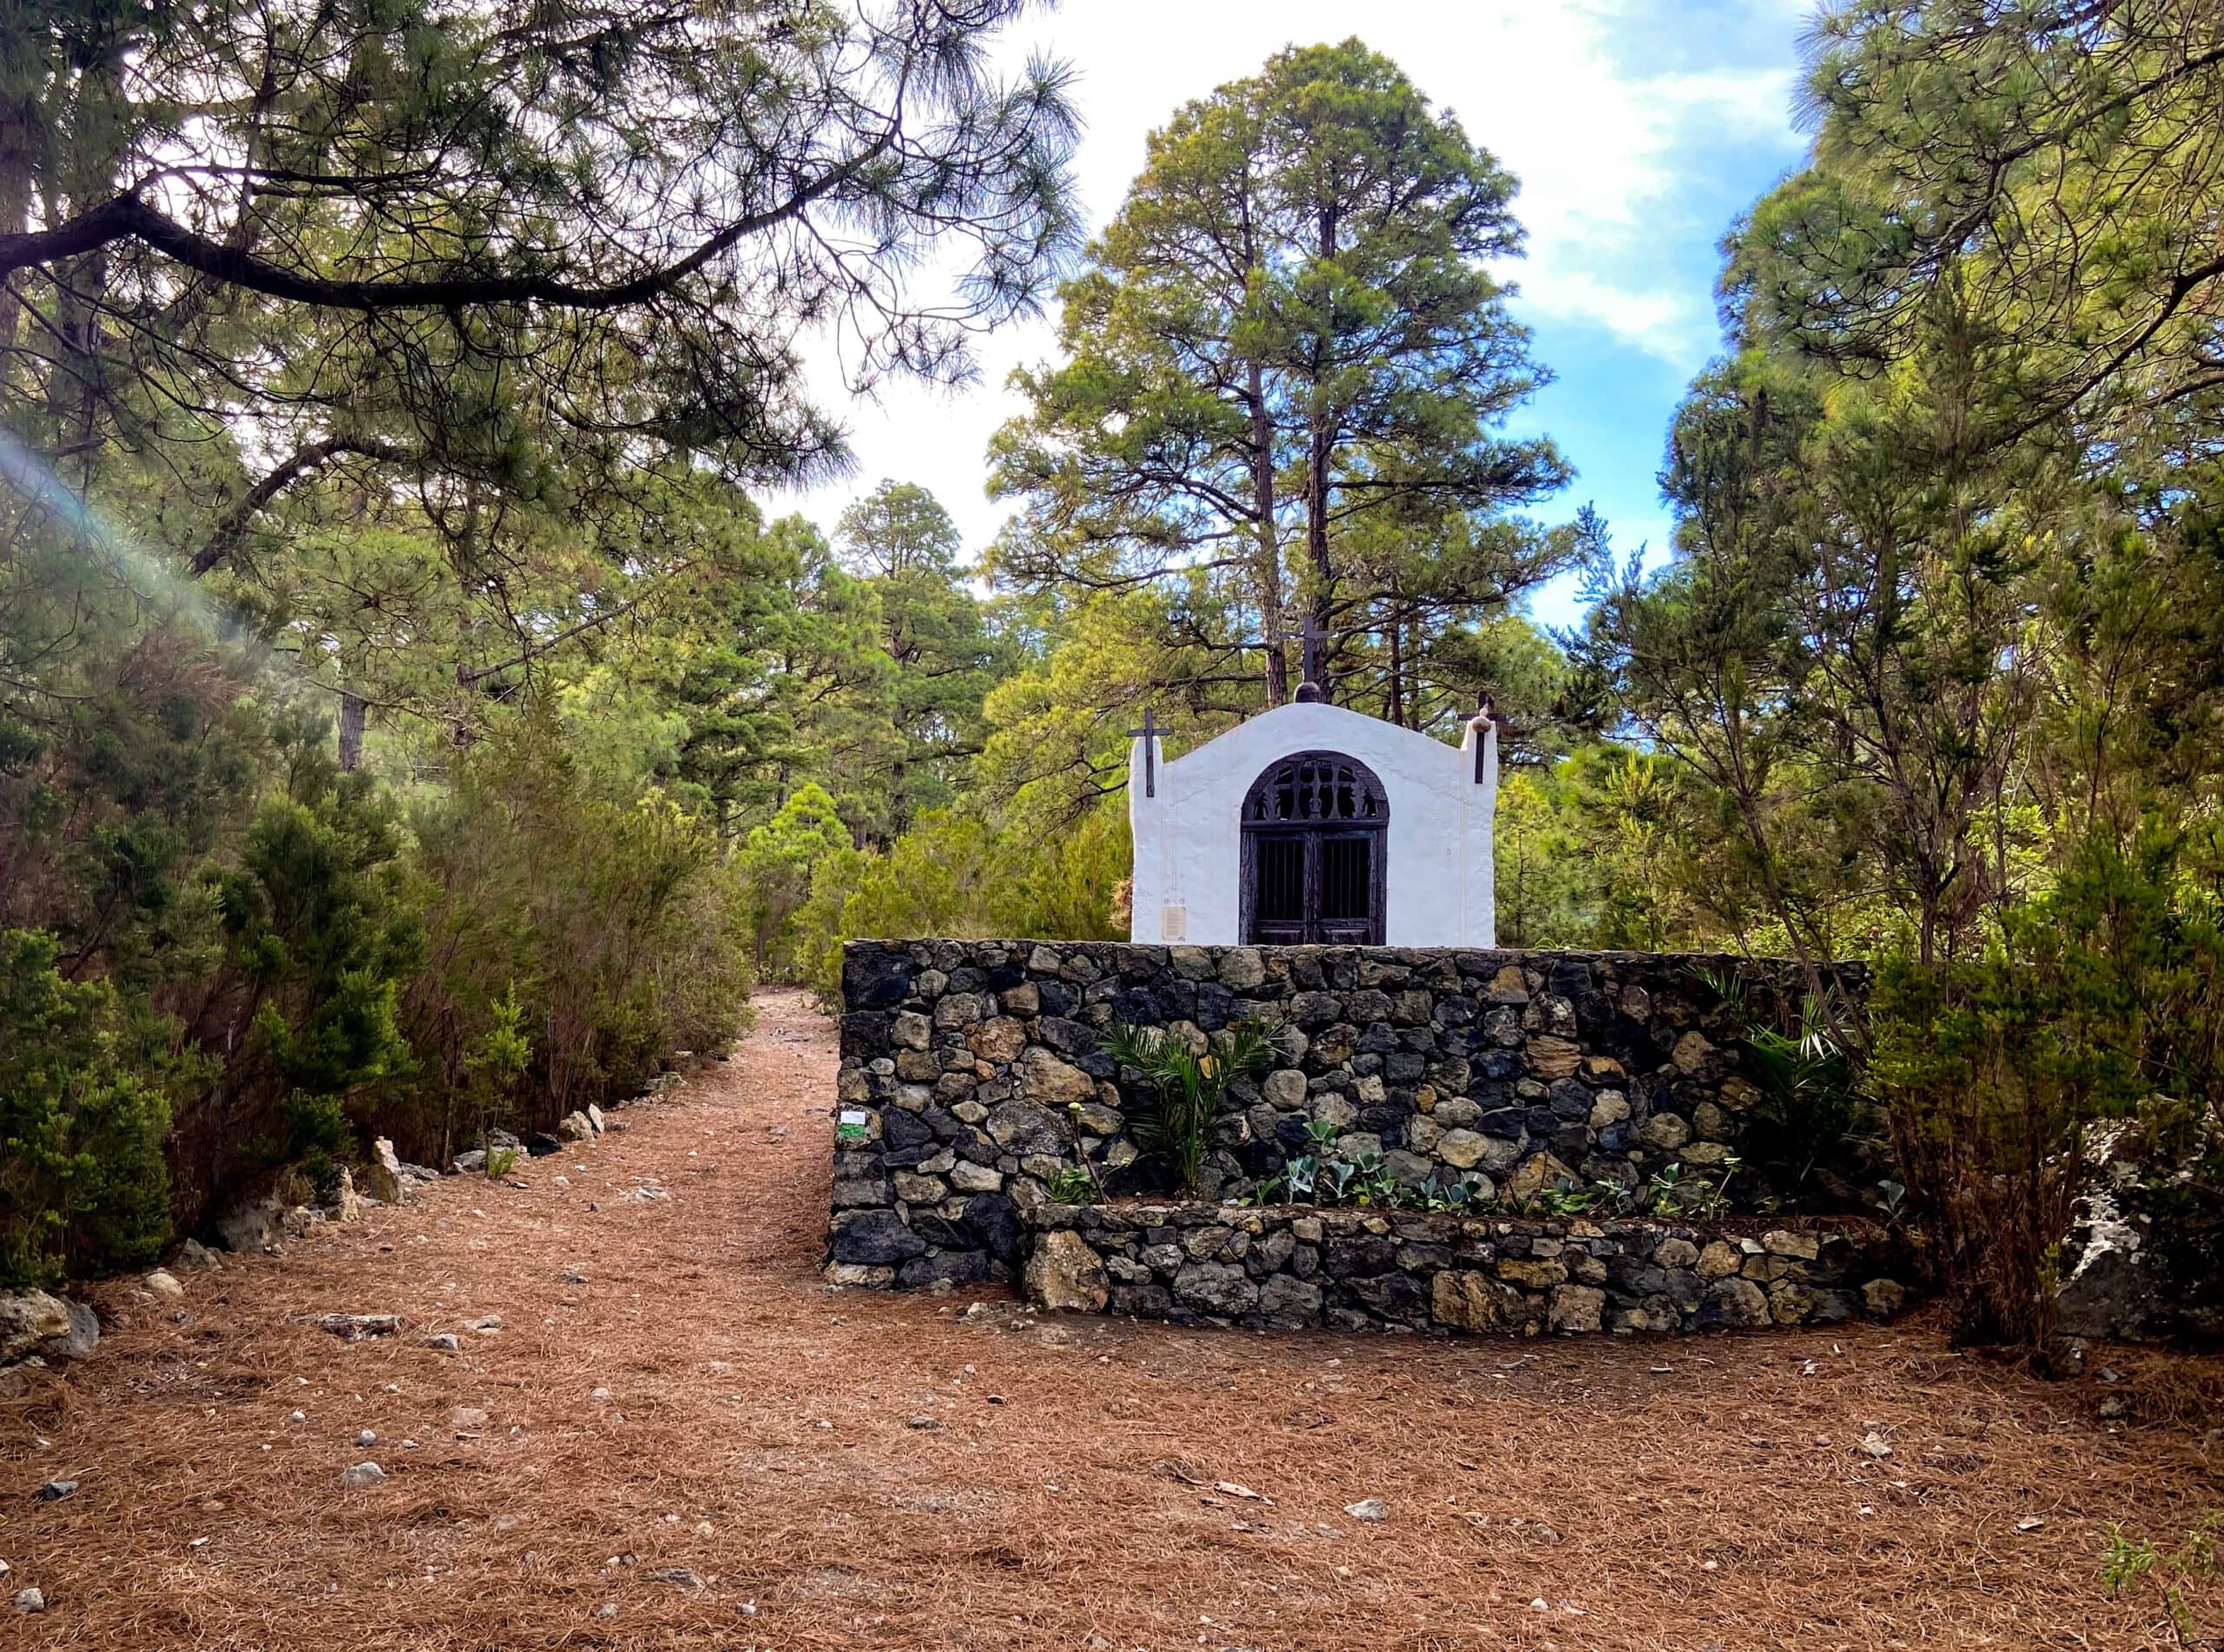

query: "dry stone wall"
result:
(828, 940), (1876, 1297)
(1022, 1204), (1909, 1334)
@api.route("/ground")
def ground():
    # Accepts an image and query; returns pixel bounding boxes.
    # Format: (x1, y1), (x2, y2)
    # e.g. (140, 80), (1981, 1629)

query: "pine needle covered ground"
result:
(3, 992), (2216, 1650)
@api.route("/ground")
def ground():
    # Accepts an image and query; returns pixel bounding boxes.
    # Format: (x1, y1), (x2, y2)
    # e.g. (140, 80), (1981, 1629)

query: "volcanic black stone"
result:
(1478, 1049), (1524, 1080)
(963, 1192), (1022, 1262)
(838, 1011), (891, 1059)
(1322, 1235), (1398, 1278)
(898, 1250), (989, 1288)
(909, 1213), (971, 1249)
(1113, 987), (1162, 1023)
(844, 950), (915, 1010)
(882, 1108), (934, 1151)
(831, 1210), (926, 1265)
(1036, 1017), (1098, 1058)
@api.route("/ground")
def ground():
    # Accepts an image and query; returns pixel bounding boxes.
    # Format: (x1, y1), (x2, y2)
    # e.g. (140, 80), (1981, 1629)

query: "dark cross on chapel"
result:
(1473, 688), (1497, 783)
(1294, 619), (1329, 704)
(1127, 705), (1162, 797)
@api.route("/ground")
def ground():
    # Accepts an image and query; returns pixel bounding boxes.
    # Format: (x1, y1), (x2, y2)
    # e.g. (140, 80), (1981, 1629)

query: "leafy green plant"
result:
(1043, 1164), (1098, 1205)
(1696, 965), (1870, 1198)
(1415, 1173), (1489, 1213)
(1645, 1157), (1739, 1219)
(2101, 1515), (2221, 1647)
(1519, 1179), (1599, 1218)
(485, 1146), (520, 1180)
(1103, 1020), (1274, 1193)
(1347, 1152), (1403, 1207)
(1321, 1160), (1359, 1204)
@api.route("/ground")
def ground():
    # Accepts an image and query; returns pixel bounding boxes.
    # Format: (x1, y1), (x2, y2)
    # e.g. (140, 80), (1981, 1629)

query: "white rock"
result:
(142, 1268), (185, 1300)
(356, 1430), (376, 1447)
(1858, 1431), (1892, 1459)
(13, 1587), (43, 1613)
(1343, 1497), (1388, 1522)
(341, 1462), (386, 1489)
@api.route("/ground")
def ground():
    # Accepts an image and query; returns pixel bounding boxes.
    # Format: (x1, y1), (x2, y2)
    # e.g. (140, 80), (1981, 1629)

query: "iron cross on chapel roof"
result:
(1127, 705), (1162, 797)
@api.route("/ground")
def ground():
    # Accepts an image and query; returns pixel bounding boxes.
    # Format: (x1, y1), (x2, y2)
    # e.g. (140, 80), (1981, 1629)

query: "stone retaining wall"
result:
(1020, 1204), (1908, 1335)
(829, 941), (1875, 1294)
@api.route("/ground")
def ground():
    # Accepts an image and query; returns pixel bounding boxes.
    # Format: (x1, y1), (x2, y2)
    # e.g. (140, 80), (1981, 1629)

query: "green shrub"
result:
(1103, 1020), (1274, 1193)
(0, 929), (172, 1285)
(1872, 830), (2224, 1351)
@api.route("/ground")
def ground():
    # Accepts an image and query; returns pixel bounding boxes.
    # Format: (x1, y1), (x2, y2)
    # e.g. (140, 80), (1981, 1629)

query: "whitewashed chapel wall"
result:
(1127, 702), (1497, 948)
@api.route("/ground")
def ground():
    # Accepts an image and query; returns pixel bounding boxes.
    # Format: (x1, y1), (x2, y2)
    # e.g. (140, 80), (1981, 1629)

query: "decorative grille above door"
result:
(1240, 751), (1387, 944)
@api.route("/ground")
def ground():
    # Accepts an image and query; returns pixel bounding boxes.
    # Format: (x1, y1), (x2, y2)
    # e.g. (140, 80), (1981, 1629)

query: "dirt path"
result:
(3, 989), (2216, 1649)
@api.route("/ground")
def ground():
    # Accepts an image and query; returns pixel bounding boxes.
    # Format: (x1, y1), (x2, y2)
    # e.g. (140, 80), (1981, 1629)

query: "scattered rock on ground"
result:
(424, 1332), (460, 1352)
(0, 1292), (90, 1365)
(1858, 1431), (1892, 1459)
(1344, 1497), (1387, 1522)
(142, 1270), (184, 1301)
(177, 1239), (218, 1268)
(452, 1405), (491, 1430)
(319, 1166), (364, 1222)
(35, 1480), (77, 1502)
(215, 1191), (288, 1253)
(341, 1462), (386, 1489)
(317, 1312), (405, 1341)
(559, 1111), (596, 1143)
(13, 1587), (43, 1613)
(361, 1138), (407, 1204)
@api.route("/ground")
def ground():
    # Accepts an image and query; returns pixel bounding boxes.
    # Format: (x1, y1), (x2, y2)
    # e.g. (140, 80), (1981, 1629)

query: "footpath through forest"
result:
(2, 990), (2217, 1649)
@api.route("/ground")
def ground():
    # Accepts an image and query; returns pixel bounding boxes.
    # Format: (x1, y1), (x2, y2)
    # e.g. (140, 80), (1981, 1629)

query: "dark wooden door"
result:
(1240, 752), (1387, 945)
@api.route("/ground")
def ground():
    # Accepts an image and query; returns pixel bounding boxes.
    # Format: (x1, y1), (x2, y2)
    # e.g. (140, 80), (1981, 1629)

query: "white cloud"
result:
(765, 0), (1810, 554)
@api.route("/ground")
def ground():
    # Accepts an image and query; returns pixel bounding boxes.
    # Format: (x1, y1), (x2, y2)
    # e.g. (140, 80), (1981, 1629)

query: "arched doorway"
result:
(1240, 750), (1387, 944)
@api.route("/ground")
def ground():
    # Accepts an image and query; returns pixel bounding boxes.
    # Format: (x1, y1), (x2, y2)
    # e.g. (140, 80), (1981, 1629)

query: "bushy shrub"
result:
(1871, 831), (2224, 1351)
(787, 804), (1128, 998)
(0, 929), (172, 1285)
(394, 716), (752, 1162)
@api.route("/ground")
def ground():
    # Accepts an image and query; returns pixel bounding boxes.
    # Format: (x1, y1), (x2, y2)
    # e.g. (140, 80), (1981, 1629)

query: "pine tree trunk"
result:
(1248, 360), (1288, 706)
(338, 682), (367, 770)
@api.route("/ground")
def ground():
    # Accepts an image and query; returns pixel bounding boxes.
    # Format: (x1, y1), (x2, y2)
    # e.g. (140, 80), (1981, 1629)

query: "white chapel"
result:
(1127, 654), (1499, 949)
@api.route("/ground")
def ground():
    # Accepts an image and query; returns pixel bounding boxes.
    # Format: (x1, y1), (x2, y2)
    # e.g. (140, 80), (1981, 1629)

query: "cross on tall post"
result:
(1294, 618), (1328, 704)
(1127, 705), (1161, 798)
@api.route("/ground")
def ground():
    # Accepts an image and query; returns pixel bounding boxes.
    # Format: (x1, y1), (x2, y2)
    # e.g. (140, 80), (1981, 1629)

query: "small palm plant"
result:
(1103, 1019), (1275, 1193)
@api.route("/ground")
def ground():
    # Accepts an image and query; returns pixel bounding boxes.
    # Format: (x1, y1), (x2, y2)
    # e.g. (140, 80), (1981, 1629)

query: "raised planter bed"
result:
(1018, 1200), (1911, 1336)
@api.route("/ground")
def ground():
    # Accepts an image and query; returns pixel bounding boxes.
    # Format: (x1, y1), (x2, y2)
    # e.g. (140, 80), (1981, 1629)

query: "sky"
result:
(769, 0), (1820, 624)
